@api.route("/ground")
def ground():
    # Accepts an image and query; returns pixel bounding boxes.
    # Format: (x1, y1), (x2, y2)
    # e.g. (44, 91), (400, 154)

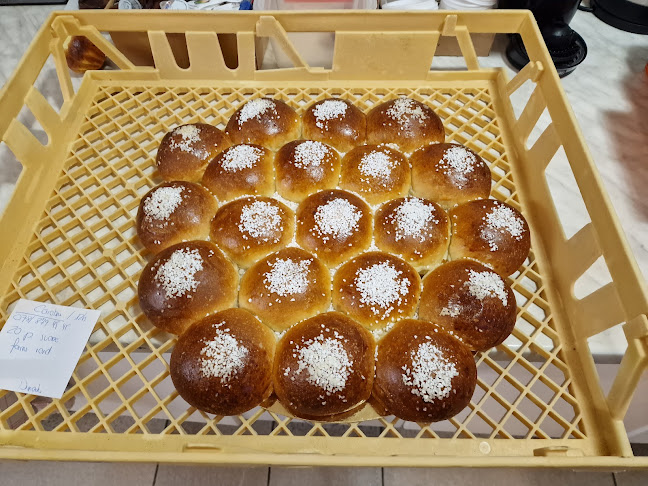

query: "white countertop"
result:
(0, 7), (646, 361)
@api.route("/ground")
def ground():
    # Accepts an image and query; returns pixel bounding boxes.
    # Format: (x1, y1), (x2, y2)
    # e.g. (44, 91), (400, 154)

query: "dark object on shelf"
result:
(499, 0), (588, 77)
(0, 0), (66, 4)
(590, 0), (648, 35)
(79, 0), (112, 7)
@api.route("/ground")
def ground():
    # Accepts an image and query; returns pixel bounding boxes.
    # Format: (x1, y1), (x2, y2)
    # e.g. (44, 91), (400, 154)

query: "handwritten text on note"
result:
(0, 299), (100, 399)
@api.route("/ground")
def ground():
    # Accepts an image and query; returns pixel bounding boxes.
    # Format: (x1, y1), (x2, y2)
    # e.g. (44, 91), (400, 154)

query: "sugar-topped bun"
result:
(273, 312), (375, 420)
(210, 196), (294, 268)
(274, 140), (341, 202)
(136, 181), (217, 253)
(410, 143), (491, 209)
(296, 189), (372, 267)
(156, 123), (231, 182)
(201, 143), (274, 201)
(449, 199), (530, 276)
(339, 145), (410, 205)
(138, 241), (238, 335)
(332, 252), (421, 330)
(373, 319), (477, 423)
(374, 197), (449, 271)
(225, 98), (300, 151)
(239, 248), (331, 332)
(302, 98), (366, 152)
(366, 98), (445, 153)
(170, 308), (275, 416)
(419, 260), (516, 352)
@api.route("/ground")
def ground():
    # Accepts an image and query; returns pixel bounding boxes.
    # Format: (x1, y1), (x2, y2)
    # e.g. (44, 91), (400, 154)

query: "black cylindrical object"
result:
(500, 0), (588, 77)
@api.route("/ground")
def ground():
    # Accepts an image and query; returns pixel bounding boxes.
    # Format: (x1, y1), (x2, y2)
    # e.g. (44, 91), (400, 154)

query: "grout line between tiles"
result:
(267, 465), (272, 486)
(381, 467), (385, 486)
(612, 472), (619, 486)
(152, 463), (160, 486)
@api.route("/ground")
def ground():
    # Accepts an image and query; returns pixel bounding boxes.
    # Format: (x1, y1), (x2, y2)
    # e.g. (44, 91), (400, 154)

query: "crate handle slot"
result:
(52, 16), (136, 72)
(442, 15), (478, 71)
(256, 16), (308, 70)
(506, 60), (545, 96)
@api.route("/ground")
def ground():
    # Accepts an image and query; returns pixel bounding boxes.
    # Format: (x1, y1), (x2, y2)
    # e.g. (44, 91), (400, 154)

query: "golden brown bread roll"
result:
(273, 312), (375, 419)
(332, 252), (421, 330)
(170, 308), (275, 416)
(210, 196), (294, 268)
(419, 260), (516, 351)
(274, 140), (341, 202)
(339, 145), (410, 205)
(64, 36), (105, 73)
(302, 98), (366, 153)
(366, 98), (445, 153)
(138, 241), (238, 335)
(449, 199), (531, 276)
(225, 98), (301, 151)
(296, 189), (372, 267)
(239, 248), (331, 332)
(136, 181), (217, 253)
(156, 123), (231, 182)
(373, 319), (477, 423)
(201, 143), (274, 201)
(410, 143), (492, 209)
(374, 196), (450, 271)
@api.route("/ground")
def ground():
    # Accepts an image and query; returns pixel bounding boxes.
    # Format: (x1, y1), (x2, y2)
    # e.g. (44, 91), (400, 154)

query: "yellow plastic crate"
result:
(0, 10), (647, 468)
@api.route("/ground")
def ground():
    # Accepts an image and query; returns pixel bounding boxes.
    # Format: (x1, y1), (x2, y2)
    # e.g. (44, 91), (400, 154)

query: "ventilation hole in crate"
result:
(480, 396), (508, 423)
(512, 359), (536, 384)
(74, 412), (102, 433)
(512, 288), (527, 309)
(525, 108), (551, 150)
(464, 414), (494, 439)
(516, 396), (544, 423)
(425, 420), (452, 438)
(24, 282), (49, 301)
(393, 422), (418, 438)
(553, 393), (577, 424)
(34, 56), (64, 113)
(36, 258), (56, 275)
(574, 255), (615, 301)
(508, 78), (535, 120)
(476, 361), (500, 387)
(540, 414), (569, 438)
(182, 419), (213, 436)
(515, 315), (539, 339)
(502, 413), (530, 438)
(531, 376), (560, 406)
(545, 146), (592, 239)
(430, 38), (468, 71)
(495, 379), (523, 412)
(322, 422), (353, 437)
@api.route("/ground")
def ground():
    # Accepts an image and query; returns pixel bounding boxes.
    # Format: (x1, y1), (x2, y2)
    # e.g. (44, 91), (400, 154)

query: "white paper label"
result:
(0, 299), (100, 399)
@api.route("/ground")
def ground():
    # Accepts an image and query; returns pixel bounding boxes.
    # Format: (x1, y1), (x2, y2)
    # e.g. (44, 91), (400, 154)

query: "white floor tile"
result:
(0, 460), (156, 486)
(614, 470), (648, 486)
(383, 467), (616, 486)
(154, 464), (268, 486)
(269, 466), (381, 486)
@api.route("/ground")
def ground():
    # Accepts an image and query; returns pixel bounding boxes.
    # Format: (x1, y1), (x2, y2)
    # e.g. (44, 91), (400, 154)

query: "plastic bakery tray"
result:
(0, 10), (647, 468)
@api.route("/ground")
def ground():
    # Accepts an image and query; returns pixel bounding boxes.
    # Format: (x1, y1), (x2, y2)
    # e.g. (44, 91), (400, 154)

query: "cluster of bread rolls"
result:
(136, 96), (531, 423)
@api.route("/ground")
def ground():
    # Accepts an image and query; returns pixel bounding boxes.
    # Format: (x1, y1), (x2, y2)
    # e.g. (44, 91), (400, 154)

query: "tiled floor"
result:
(2, 461), (648, 486)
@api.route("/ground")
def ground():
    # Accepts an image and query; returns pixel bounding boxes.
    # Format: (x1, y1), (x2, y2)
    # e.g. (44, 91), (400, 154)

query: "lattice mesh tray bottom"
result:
(0, 83), (584, 444)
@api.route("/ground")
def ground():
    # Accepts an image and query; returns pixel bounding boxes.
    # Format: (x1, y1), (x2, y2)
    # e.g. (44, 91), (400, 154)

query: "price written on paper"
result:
(0, 300), (100, 399)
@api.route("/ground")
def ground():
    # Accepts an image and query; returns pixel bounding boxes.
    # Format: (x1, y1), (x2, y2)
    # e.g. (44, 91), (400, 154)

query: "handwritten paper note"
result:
(0, 299), (100, 399)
